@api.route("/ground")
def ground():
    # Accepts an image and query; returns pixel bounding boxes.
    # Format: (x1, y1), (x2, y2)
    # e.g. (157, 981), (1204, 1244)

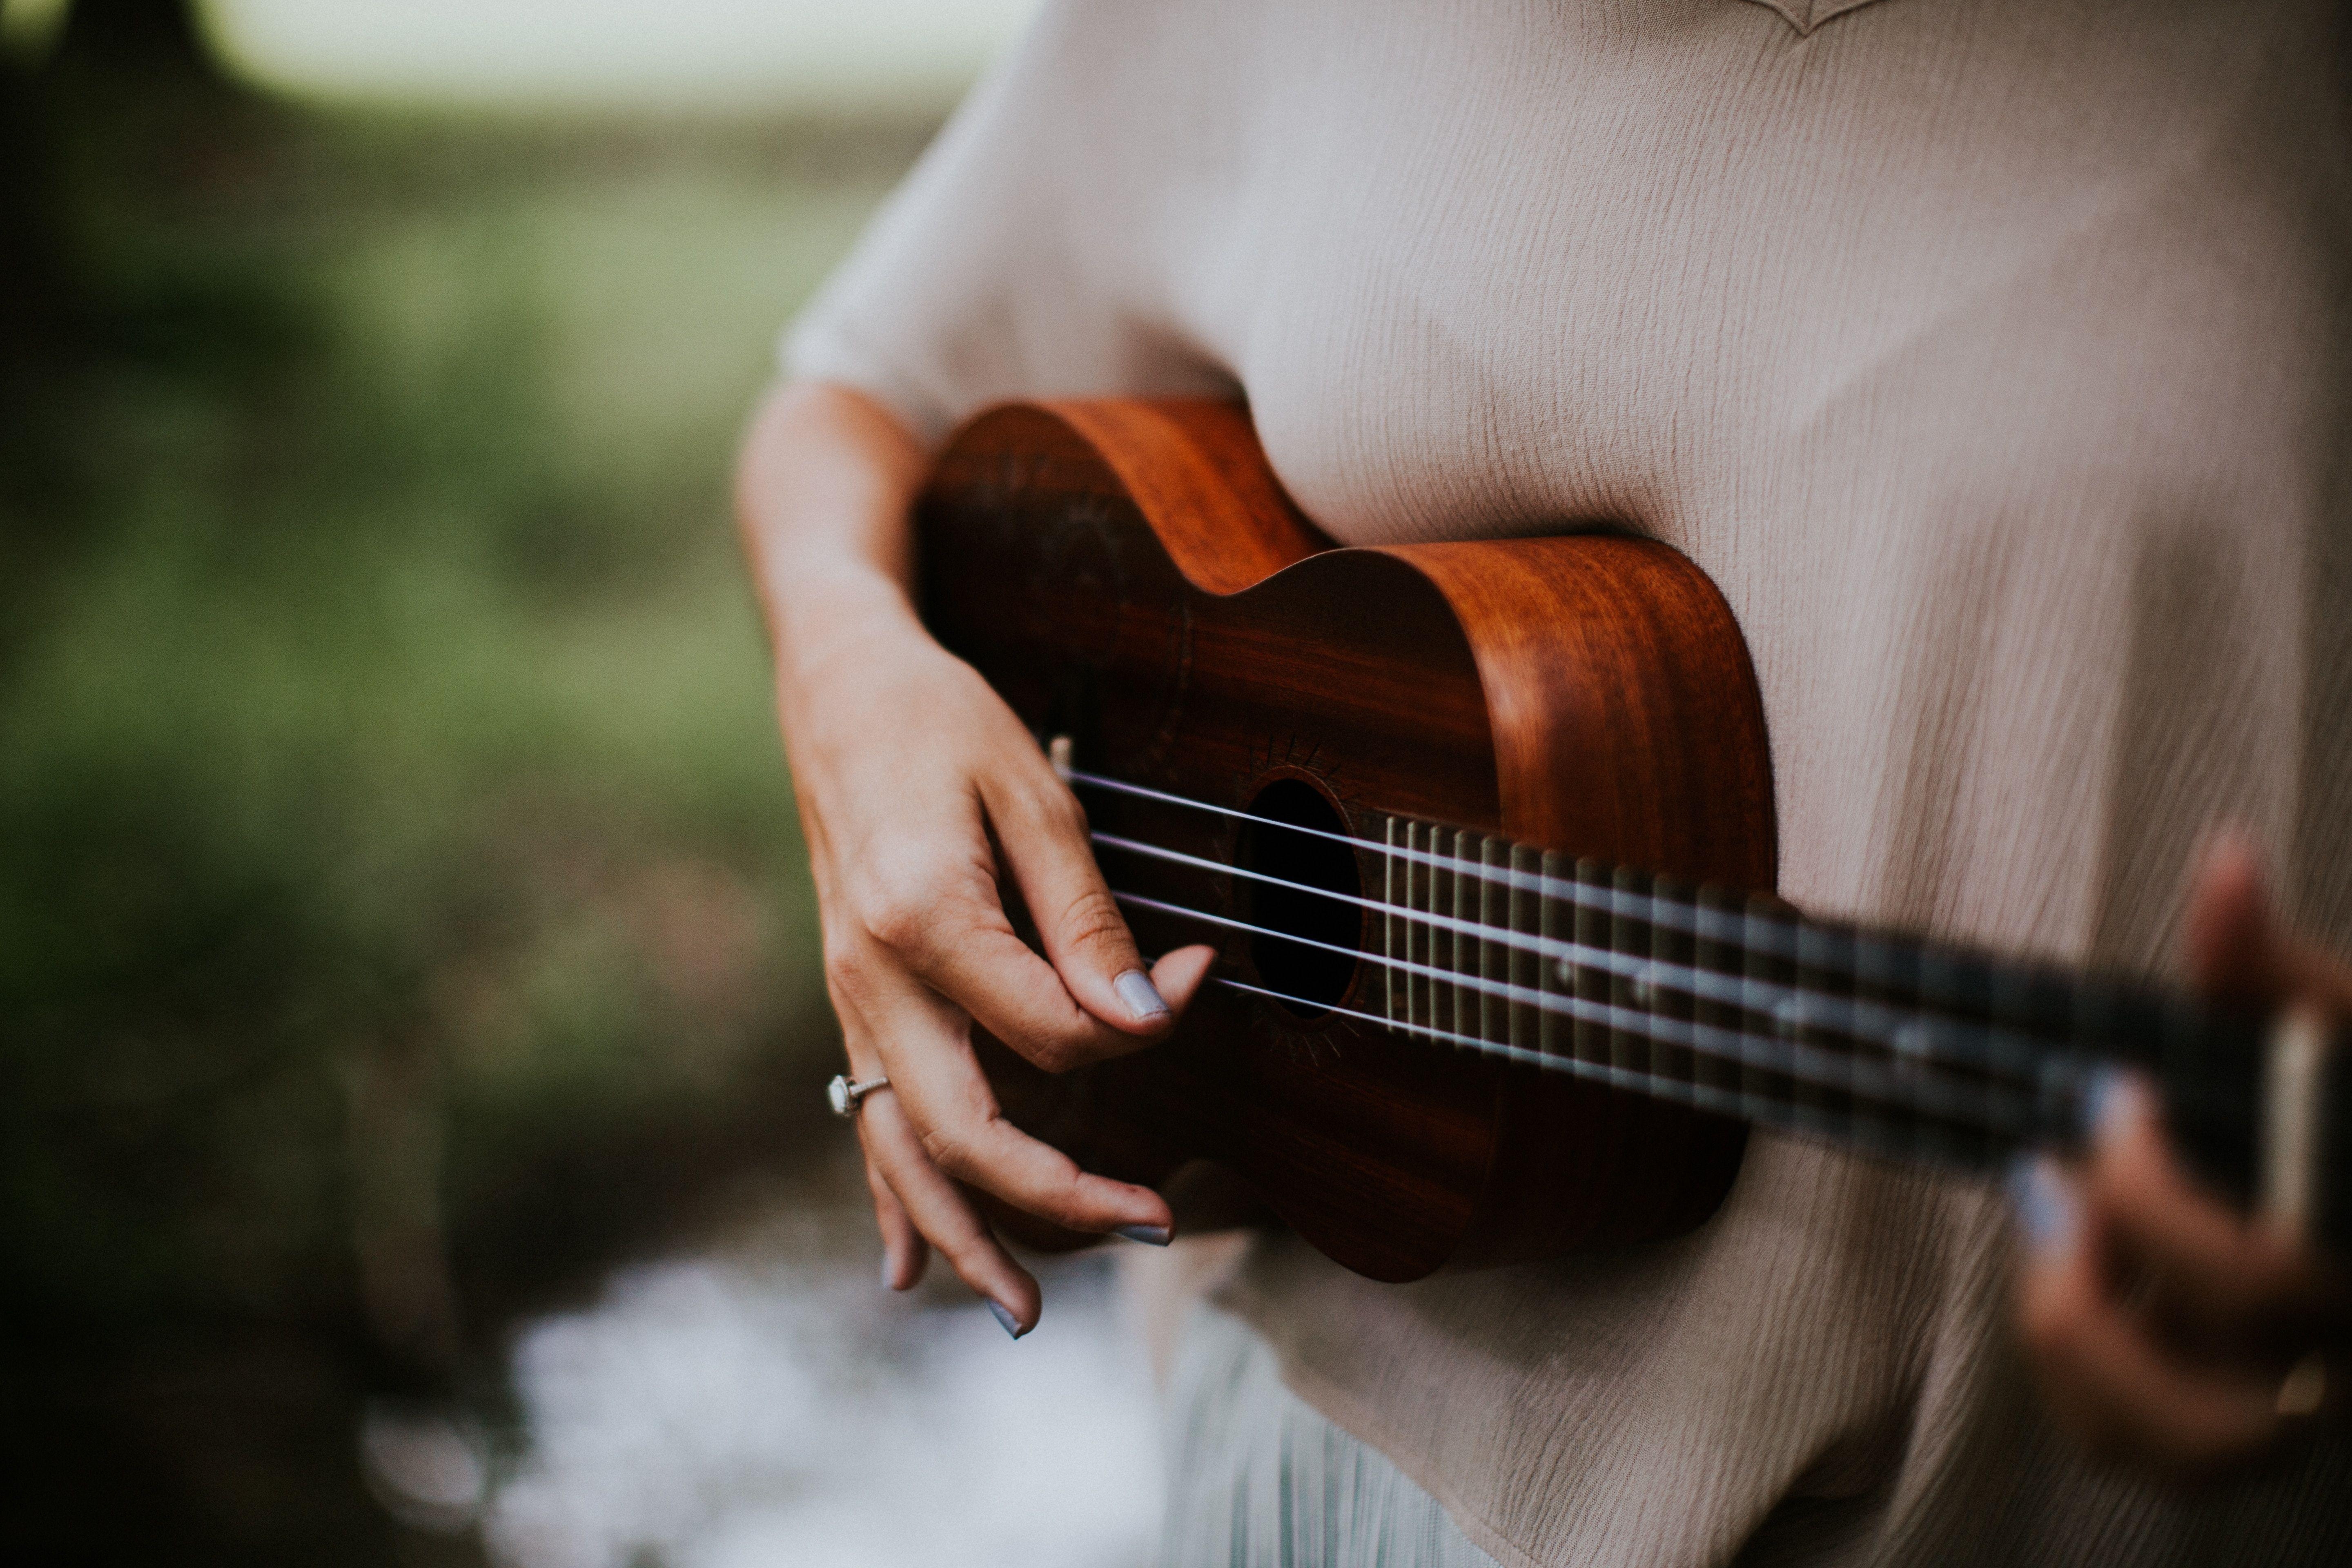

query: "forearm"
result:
(734, 380), (933, 725)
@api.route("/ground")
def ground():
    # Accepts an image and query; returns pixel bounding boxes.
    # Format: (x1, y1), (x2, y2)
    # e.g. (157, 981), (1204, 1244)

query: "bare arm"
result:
(736, 381), (1216, 1335)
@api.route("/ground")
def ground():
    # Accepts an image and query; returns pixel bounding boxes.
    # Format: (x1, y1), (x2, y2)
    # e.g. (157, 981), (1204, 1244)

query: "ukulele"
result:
(915, 397), (2350, 1282)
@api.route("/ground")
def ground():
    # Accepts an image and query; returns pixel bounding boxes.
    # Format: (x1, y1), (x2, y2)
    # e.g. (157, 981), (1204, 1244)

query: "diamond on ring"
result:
(828, 1073), (888, 1118)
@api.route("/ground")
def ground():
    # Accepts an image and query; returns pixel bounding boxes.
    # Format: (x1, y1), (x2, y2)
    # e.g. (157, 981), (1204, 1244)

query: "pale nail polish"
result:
(1115, 1224), (1173, 1247)
(2080, 1066), (2146, 1147)
(987, 1299), (1028, 1340)
(881, 1255), (898, 1291)
(1114, 969), (1171, 1022)
(2008, 1157), (2078, 1256)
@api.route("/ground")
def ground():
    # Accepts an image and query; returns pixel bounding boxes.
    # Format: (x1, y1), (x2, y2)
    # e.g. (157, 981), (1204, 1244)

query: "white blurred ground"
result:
(485, 1247), (1162, 1568)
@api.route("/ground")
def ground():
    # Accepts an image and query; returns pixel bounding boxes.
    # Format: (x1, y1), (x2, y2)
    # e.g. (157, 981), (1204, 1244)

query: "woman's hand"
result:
(2013, 835), (2351, 1477)
(794, 617), (1215, 1335)
(739, 382), (1215, 1339)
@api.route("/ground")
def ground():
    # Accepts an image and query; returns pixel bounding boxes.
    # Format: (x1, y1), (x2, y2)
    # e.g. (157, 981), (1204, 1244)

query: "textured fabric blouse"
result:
(782, 1), (2352, 1562)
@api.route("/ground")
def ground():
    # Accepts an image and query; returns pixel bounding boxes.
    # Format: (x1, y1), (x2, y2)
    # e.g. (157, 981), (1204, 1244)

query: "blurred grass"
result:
(1, 51), (930, 1561)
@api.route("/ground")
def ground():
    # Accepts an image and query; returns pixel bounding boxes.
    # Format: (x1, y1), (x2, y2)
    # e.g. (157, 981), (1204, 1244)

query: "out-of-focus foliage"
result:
(0, 6), (929, 1559)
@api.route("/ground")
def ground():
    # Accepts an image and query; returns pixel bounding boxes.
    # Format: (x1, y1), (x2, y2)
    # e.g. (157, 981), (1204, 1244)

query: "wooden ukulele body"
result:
(917, 400), (1778, 1280)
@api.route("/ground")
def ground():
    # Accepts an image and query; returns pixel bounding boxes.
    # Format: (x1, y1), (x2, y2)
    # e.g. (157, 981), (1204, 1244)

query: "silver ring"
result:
(827, 1073), (889, 1118)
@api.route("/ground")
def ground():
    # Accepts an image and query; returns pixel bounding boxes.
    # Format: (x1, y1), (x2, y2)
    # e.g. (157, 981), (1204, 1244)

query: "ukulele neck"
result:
(1347, 810), (2348, 1231)
(1071, 757), (2347, 1252)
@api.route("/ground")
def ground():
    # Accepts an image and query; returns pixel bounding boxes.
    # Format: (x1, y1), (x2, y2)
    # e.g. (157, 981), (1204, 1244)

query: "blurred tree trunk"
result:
(0, 44), (73, 633)
(47, 0), (225, 84)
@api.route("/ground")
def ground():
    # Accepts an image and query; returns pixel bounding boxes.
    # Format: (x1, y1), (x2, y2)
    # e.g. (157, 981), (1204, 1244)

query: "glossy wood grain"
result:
(916, 399), (1777, 1279)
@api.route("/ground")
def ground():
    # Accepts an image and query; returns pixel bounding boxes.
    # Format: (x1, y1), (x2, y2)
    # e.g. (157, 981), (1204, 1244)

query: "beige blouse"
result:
(784, 1), (2352, 1561)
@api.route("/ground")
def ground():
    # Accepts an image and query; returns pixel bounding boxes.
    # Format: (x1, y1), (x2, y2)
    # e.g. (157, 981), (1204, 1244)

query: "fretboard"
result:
(1079, 767), (2313, 1227)
(1330, 812), (2272, 1184)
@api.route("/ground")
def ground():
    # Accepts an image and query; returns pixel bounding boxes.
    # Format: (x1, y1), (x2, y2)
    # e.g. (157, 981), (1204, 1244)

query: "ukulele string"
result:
(1073, 769), (1804, 950)
(1194, 971), (2042, 1167)
(1115, 887), (2061, 1137)
(1090, 829), (2056, 1090)
(1072, 771), (2060, 1081)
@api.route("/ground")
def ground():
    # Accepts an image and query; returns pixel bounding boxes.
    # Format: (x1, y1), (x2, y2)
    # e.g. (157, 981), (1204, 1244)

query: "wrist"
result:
(770, 567), (929, 723)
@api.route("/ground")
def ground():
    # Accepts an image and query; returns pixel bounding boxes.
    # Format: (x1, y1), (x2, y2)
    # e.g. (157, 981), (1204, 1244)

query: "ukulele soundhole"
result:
(1238, 778), (1362, 1019)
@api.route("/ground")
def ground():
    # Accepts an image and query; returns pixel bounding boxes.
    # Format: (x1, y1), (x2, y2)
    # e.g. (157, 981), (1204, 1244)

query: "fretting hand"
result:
(2013, 835), (2352, 1477)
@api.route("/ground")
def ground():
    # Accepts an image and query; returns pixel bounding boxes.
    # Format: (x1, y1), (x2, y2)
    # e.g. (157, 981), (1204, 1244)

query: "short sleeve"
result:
(781, 0), (1238, 447)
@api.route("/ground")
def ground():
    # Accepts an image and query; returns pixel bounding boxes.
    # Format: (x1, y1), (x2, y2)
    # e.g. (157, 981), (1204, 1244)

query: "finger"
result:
(2015, 1157), (2286, 1477)
(982, 767), (1177, 1035)
(849, 957), (1176, 1237)
(1148, 943), (1220, 1012)
(877, 1016), (1174, 1238)
(858, 1085), (1042, 1336)
(2185, 831), (2292, 1005)
(864, 1152), (929, 1292)
(849, 843), (1171, 1075)
(2086, 1074), (2338, 1345)
(842, 1029), (931, 1290)
(905, 914), (1170, 1073)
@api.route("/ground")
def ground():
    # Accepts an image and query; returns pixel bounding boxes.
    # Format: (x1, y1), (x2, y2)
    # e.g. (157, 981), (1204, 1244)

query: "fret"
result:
(1794, 918), (1857, 1150)
(1918, 944), (1998, 1167)
(1373, 818), (1392, 1034)
(1406, 820), (1430, 1036)
(1743, 893), (1804, 1136)
(1991, 958), (2077, 1152)
(1439, 832), (1458, 1044)
(1611, 866), (1653, 1089)
(1573, 858), (1610, 1073)
(1481, 837), (1510, 1048)
(1430, 832), (1449, 1044)
(1509, 843), (1541, 1054)
(1650, 874), (1697, 1103)
(1993, 961), (2074, 1051)
(1693, 885), (1743, 1109)
(1853, 927), (1924, 1163)
(1538, 849), (1568, 1064)
(1452, 834), (1472, 1041)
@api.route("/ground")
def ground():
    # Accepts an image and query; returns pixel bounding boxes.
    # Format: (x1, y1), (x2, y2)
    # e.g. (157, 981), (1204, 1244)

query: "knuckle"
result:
(1040, 788), (1089, 838)
(1022, 1023), (1120, 1075)
(854, 856), (951, 955)
(943, 1250), (999, 1297)
(1054, 885), (1130, 954)
(820, 934), (865, 995)
(1004, 775), (1086, 836)
(918, 1122), (977, 1180)
(1022, 1033), (1085, 1075)
(1040, 1171), (1094, 1228)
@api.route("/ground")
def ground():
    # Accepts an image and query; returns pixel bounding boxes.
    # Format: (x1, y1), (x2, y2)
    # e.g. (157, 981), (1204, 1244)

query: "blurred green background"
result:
(0, 2), (996, 1559)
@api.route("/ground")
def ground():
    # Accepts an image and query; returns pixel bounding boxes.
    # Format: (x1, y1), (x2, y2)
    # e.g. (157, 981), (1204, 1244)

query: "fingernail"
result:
(1114, 1224), (1173, 1247)
(2008, 1156), (2079, 1256)
(1114, 969), (1171, 1022)
(2081, 1066), (2144, 1147)
(987, 1299), (1028, 1340)
(880, 1255), (899, 1291)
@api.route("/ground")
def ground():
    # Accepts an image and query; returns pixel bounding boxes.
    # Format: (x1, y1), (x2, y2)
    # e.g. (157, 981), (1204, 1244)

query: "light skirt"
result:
(1158, 1304), (1501, 1568)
